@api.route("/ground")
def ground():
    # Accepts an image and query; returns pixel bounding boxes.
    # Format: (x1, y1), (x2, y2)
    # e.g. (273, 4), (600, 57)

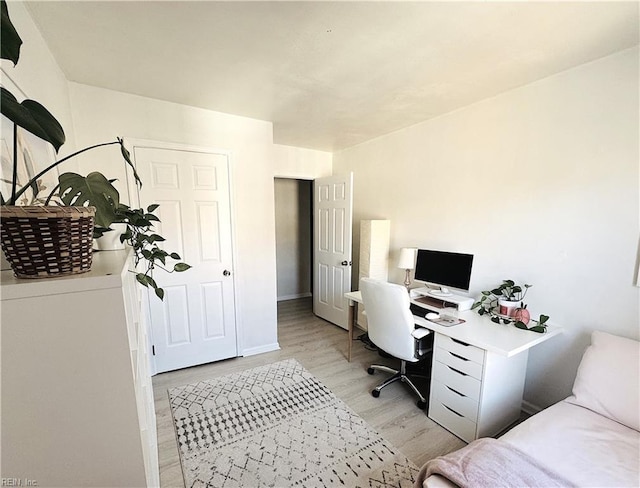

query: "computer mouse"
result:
(426, 312), (439, 320)
(440, 287), (450, 294)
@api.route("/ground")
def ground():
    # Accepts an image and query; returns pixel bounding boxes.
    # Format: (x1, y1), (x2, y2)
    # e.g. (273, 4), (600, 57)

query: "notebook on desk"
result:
(426, 316), (466, 327)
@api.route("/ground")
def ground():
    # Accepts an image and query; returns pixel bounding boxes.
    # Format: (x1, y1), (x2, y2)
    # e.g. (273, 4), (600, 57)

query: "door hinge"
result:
(152, 345), (156, 356)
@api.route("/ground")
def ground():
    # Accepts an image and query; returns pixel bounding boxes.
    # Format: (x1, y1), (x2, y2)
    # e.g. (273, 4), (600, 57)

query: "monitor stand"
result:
(410, 287), (474, 312)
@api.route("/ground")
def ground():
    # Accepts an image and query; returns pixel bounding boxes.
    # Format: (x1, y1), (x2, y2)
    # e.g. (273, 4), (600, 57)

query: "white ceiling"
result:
(26, 1), (639, 152)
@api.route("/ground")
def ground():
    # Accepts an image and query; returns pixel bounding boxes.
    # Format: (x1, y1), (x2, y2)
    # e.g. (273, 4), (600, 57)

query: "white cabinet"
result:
(429, 333), (528, 442)
(1, 249), (159, 487)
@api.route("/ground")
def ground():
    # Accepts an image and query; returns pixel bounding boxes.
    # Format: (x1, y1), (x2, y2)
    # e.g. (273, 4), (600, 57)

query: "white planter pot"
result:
(94, 223), (127, 251)
(498, 299), (519, 317)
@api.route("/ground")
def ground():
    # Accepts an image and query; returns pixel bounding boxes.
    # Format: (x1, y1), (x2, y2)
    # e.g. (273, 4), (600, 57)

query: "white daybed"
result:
(416, 330), (640, 488)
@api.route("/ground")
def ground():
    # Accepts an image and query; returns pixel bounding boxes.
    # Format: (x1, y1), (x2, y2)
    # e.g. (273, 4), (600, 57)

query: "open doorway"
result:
(274, 178), (313, 301)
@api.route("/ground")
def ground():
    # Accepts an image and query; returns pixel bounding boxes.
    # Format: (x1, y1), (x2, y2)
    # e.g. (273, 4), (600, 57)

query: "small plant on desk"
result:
(472, 279), (550, 333)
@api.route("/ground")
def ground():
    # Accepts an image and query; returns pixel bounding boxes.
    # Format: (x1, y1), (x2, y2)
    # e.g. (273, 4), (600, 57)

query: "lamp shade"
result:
(397, 247), (417, 270)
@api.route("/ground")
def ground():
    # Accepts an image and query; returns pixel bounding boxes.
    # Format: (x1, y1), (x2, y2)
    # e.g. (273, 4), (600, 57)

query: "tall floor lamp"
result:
(398, 248), (417, 289)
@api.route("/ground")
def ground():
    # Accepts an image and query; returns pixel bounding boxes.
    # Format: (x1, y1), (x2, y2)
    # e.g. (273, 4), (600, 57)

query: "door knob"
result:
(341, 261), (352, 266)
(223, 270), (231, 276)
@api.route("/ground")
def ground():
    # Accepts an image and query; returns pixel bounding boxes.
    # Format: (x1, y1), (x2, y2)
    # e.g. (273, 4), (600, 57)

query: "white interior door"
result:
(133, 145), (237, 373)
(313, 173), (354, 329)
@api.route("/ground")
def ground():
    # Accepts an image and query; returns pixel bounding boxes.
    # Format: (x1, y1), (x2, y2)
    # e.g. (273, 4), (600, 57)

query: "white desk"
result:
(344, 290), (562, 442)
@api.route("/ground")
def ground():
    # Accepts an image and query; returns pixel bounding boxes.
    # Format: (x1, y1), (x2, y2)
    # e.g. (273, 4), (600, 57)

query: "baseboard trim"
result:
(242, 343), (280, 357)
(521, 400), (543, 415)
(277, 292), (312, 302)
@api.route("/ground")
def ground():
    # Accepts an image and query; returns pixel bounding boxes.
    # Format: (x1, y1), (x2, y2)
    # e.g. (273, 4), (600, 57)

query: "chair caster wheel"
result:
(417, 399), (427, 410)
(371, 389), (380, 398)
(367, 367), (375, 375)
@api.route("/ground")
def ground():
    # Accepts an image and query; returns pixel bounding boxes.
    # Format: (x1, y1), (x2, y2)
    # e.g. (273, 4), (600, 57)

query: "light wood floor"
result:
(152, 297), (466, 487)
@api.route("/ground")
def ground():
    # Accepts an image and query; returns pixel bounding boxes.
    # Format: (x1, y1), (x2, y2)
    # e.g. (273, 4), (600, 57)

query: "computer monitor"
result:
(414, 249), (474, 292)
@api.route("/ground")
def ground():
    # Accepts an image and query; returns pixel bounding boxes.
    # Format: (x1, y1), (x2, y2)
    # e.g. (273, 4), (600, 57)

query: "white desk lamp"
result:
(398, 247), (417, 289)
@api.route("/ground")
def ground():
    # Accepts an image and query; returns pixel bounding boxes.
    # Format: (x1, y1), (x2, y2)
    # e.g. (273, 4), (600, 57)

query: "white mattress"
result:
(501, 400), (640, 487)
(424, 400), (640, 488)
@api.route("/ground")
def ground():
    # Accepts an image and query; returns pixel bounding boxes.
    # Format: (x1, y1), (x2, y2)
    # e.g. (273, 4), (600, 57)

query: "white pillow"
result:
(567, 331), (640, 431)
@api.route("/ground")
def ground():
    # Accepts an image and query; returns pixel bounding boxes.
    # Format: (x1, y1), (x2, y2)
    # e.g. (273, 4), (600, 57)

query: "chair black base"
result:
(367, 360), (428, 410)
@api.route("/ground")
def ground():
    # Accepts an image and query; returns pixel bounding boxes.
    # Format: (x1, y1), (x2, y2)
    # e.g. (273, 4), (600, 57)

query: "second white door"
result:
(313, 173), (354, 329)
(133, 145), (237, 373)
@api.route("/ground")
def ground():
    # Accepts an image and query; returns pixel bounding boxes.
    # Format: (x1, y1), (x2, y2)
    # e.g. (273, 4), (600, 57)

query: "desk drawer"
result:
(434, 346), (484, 380)
(431, 380), (479, 422)
(436, 335), (485, 365)
(429, 398), (477, 443)
(433, 360), (482, 401)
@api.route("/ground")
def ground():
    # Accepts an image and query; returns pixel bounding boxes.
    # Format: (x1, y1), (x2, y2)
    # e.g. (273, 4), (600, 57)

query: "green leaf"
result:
(514, 321), (528, 329)
(92, 226), (110, 239)
(155, 287), (165, 300)
(136, 273), (150, 287)
(530, 326), (546, 334)
(120, 228), (132, 243)
(491, 316), (500, 324)
(174, 262), (191, 272)
(147, 234), (166, 243)
(117, 138), (142, 188)
(58, 172), (119, 227)
(170, 252), (181, 260)
(145, 214), (160, 222)
(147, 204), (160, 213)
(147, 275), (158, 289)
(154, 252), (166, 265)
(539, 314), (550, 325)
(1, 87), (66, 152)
(1, 0), (22, 65)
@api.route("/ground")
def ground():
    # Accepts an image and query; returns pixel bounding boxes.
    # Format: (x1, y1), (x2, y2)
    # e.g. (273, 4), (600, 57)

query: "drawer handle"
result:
(447, 365), (468, 377)
(451, 338), (471, 347)
(442, 404), (464, 417)
(446, 386), (466, 397)
(449, 351), (469, 362)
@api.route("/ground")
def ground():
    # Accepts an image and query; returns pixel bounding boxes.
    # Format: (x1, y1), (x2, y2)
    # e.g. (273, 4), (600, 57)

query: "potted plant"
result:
(491, 279), (532, 317)
(472, 279), (550, 333)
(0, 1), (189, 299)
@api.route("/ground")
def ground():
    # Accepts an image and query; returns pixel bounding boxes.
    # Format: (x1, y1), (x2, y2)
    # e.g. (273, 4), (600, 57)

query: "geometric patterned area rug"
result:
(168, 358), (419, 487)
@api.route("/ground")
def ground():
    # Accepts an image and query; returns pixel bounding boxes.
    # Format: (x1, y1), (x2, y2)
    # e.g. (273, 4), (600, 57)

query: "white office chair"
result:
(360, 278), (431, 410)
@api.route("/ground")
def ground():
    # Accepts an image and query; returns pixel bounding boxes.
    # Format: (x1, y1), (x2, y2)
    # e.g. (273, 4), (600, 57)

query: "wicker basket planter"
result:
(0, 206), (96, 278)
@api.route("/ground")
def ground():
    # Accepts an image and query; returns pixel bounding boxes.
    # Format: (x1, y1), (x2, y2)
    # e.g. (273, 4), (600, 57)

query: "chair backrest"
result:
(359, 278), (417, 361)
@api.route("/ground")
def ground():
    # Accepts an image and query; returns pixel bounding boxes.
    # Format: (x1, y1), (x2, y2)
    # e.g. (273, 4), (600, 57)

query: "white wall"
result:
(274, 179), (312, 300)
(67, 82), (279, 356)
(273, 144), (332, 179)
(334, 47), (640, 409)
